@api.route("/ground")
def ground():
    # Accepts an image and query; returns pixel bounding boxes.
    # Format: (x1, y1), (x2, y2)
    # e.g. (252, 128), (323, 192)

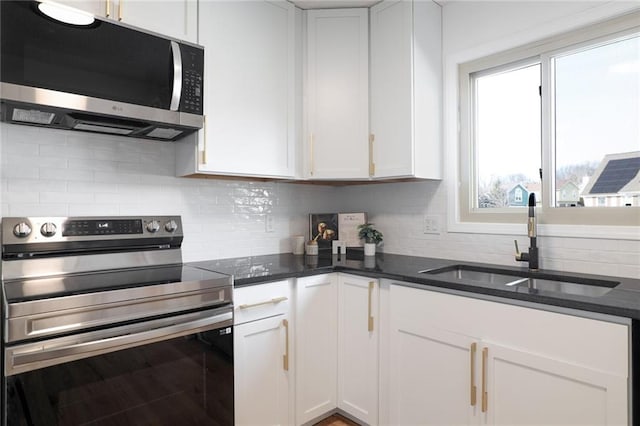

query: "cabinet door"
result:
(389, 304), (478, 425)
(483, 342), (628, 426)
(234, 280), (291, 326)
(305, 9), (369, 179)
(388, 283), (629, 426)
(117, 0), (197, 43)
(48, 0), (110, 18)
(235, 315), (293, 426)
(50, 1), (196, 42)
(370, 0), (442, 179)
(369, 0), (413, 178)
(337, 275), (379, 425)
(197, 0), (295, 178)
(295, 274), (338, 425)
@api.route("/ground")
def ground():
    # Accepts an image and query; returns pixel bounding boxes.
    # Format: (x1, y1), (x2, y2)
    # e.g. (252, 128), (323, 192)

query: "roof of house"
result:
(582, 151), (640, 195)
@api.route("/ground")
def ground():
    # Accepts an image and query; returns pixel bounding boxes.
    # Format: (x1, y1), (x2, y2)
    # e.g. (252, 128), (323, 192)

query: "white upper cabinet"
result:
(116, 0), (197, 43)
(50, 0), (197, 43)
(48, 0), (109, 18)
(177, 0), (296, 179)
(369, 0), (442, 179)
(304, 8), (370, 179)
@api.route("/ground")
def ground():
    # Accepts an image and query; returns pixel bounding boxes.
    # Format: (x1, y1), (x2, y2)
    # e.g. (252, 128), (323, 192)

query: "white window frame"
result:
(455, 11), (640, 240)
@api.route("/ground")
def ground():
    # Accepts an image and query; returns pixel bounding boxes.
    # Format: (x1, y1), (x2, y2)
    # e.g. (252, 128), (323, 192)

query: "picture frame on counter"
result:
(309, 212), (367, 250)
(338, 212), (367, 247)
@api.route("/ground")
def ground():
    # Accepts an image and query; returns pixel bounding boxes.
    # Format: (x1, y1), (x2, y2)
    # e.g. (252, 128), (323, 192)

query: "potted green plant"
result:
(358, 223), (383, 256)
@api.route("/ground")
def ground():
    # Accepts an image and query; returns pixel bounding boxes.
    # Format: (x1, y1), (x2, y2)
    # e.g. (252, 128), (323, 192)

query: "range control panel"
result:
(2, 216), (182, 244)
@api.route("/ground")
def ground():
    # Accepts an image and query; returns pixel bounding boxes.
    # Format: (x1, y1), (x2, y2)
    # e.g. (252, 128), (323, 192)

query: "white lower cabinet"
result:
(234, 280), (293, 426)
(387, 317), (477, 425)
(295, 273), (379, 425)
(485, 341), (627, 425)
(386, 283), (629, 426)
(295, 274), (338, 425)
(337, 274), (379, 425)
(240, 275), (629, 426)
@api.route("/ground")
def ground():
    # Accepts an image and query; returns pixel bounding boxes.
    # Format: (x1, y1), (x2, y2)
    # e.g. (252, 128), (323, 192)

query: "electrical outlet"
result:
(423, 215), (440, 234)
(265, 214), (275, 233)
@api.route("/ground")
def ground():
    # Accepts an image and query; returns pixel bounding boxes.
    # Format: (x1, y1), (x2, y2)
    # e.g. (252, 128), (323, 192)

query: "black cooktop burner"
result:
(3, 265), (229, 303)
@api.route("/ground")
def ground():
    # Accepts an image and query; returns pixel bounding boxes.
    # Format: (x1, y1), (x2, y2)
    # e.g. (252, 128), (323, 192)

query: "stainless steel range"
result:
(1, 216), (233, 426)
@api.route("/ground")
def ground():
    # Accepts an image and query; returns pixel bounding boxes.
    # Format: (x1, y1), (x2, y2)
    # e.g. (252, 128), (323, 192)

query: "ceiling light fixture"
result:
(38, 1), (95, 26)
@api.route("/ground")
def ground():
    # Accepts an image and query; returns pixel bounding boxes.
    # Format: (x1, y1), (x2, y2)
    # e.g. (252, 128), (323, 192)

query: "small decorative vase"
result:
(364, 242), (376, 256)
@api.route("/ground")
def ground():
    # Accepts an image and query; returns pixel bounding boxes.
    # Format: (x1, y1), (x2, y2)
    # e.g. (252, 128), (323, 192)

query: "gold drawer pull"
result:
(369, 133), (375, 176)
(283, 319), (289, 371)
(310, 133), (315, 176)
(368, 281), (374, 332)
(470, 342), (477, 406)
(482, 347), (488, 413)
(238, 296), (288, 310)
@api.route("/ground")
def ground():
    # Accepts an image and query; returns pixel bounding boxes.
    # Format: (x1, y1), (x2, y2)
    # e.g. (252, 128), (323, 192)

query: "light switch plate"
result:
(423, 215), (440, 234)
(265, 214), (275, 233)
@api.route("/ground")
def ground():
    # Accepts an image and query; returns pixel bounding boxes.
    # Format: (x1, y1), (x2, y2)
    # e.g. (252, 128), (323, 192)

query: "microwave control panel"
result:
(180, 44), (204, 116)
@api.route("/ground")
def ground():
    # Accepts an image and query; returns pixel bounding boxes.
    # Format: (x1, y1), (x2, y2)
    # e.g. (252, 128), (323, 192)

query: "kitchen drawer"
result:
(234, 280), (291, 325)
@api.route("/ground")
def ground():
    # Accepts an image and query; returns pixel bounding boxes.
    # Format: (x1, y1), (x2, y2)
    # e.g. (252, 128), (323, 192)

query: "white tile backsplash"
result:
(1, 123), (342, 262)
(1, 122), (638, 279)
(337, 183), (640, 279)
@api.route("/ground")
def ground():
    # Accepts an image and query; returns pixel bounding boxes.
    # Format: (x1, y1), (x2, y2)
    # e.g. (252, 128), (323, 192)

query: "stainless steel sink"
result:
(419, 265), (521, 285)
(420, 264), (619, 297)
(508, 277), (617, 297)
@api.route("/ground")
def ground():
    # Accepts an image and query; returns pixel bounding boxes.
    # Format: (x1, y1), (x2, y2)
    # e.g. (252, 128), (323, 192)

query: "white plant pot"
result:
(364, 242), (376, 256)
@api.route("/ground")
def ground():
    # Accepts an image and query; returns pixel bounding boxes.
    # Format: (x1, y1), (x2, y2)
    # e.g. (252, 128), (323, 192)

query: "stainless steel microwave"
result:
(0, 1), (204, 141)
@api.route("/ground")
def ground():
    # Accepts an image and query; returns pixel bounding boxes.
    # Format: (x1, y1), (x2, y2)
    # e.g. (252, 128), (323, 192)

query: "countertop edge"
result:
(189, 253), (640, 320)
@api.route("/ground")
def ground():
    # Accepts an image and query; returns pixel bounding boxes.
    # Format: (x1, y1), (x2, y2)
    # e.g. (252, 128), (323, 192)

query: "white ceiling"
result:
(290, 0), (381, 9)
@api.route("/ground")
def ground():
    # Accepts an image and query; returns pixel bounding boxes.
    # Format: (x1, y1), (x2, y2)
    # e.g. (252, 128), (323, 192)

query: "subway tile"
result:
(40, 167), (94, 182)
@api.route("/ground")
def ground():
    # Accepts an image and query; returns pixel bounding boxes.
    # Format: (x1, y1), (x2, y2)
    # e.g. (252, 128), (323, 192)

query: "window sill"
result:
(447, 220), (640, 241)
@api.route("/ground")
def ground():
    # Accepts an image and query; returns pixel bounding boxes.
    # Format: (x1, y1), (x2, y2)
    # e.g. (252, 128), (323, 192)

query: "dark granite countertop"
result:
(189, 251), (640, 320)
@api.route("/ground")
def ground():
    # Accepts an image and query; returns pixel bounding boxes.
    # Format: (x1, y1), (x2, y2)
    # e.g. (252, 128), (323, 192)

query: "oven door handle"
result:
(6, 309), (233, 376)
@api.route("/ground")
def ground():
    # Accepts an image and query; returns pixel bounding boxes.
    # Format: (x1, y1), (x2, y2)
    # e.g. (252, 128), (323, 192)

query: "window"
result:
(459, 12), (640, 227)
(474, 62), (541, 210)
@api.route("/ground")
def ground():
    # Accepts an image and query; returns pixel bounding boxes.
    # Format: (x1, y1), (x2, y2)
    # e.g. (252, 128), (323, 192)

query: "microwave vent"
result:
(12, 108), (55, 125)
(146, 128), (183, 140)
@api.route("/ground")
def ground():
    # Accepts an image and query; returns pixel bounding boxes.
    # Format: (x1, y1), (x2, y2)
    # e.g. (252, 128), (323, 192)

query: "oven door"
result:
(3, 307), (233, 426)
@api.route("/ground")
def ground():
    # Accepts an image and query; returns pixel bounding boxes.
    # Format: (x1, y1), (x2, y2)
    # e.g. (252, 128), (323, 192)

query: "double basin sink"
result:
(419, 264), (619, 298)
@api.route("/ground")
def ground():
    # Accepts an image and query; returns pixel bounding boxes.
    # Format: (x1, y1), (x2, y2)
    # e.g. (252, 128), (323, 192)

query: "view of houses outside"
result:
(476, 34), (639, 209)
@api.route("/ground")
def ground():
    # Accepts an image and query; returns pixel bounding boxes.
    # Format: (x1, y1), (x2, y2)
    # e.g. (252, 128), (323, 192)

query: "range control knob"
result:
(13, 222), (32, 238)
(40, 222), (57, 237)
(146, 220), (160, 233)
(164, 220), (178, 233)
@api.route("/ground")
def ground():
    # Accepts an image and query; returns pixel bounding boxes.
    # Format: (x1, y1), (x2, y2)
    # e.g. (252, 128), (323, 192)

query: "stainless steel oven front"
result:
(1, 216), (234, 426)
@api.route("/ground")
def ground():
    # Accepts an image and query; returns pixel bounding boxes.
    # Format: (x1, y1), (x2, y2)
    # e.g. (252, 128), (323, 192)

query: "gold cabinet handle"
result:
(368, 281), (374, 332)
(117, 0), (123, 21)
(309, 133), (315, 176)
(369, 133), (375, 177)
(238, 296), (288, 310)
(105, 0), (111, 17)
(199, 115), (207, 165)
(482, 347), (488, 413)
(283, 319), (289, 371)
(470, 342), (477, 406)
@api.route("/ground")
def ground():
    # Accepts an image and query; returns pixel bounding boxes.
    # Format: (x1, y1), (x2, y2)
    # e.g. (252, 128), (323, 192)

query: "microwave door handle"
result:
(170, 41), (182, 111)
